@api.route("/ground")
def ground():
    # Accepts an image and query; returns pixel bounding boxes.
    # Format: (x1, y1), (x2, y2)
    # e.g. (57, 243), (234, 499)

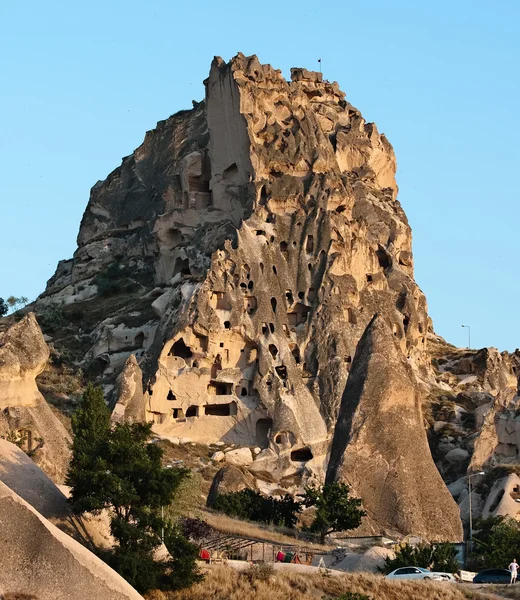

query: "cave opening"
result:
(169, 338), (193, 359)
(204, 402), (237, 416)
(290, 447), (313, 462)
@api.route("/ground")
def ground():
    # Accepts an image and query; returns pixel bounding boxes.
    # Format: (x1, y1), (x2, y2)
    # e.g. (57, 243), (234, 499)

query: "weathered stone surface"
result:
(482, 474), (520, 520)
(40, 54), (429, 477)
(445, 448), (469, 463)
(0, 314), (71, 482)
(0, 439), (113, 550)
(111, 355), (146, 424)
(224, 447), (253, 466)
(0, 312), (49, 407)
(0, 480), (143, 600)
(206, 464), (257, 507)
(326, 315), (462, 540)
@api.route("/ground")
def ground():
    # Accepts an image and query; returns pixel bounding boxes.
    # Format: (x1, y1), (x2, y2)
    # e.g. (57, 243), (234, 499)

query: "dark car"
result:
(473, 569), (512, 584)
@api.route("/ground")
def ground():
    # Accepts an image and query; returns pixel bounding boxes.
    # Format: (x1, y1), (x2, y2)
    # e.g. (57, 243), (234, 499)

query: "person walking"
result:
(509, 559), (518, 584)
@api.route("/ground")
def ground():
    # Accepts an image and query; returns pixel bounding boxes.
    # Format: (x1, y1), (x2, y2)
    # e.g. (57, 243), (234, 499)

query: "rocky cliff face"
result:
(38, 53), (455, 537)
(424, 338), (520, 525)
(0, 314), (71, 482)
(326, 315), (462, 540)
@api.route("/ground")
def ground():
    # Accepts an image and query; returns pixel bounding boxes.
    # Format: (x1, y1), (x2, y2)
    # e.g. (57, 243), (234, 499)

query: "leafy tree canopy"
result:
(472, 516), (520, 569)
(66, 383), (202, 593)
(381, 541), (460, 574)
(303, 482), (366, 544)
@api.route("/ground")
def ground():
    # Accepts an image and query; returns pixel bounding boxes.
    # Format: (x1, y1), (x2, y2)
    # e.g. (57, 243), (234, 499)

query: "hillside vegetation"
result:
(145, 565), (486, 600)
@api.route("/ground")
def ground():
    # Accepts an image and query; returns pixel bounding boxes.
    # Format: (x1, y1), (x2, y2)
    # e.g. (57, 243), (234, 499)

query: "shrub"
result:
(245, 562), (274, 582)
(94, 262), (137, 297)
(213, 488), (301, 528)
(179, 517), (213, 541)
(472, 516), (520, 568)
(36, 302), (65, 332)
(381, 541), (460, 574)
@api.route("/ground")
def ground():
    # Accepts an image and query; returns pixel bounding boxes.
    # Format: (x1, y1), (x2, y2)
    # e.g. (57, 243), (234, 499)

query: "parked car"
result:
(436, 573), (457, 582)
(473, 569), (512, 584)
(386, 567), (444, 581)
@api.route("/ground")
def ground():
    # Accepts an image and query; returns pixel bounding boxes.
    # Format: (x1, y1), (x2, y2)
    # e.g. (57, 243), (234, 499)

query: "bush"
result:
(472, 516), (520, 568)
(381, 542), (460, 574)
(94, 262), (137, 297)
(245, 562), (274, 582)
(37, 302), (66, 333)
(213, 488), (301, 528)
(178, 517), (212, 541)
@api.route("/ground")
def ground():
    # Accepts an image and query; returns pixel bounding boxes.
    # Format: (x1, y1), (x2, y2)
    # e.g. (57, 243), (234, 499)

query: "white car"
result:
(386, 567), (444, 581)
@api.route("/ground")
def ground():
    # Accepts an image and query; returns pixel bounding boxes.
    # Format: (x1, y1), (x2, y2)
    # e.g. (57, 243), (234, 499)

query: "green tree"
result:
(67, 384), (202, 593)
(5, 295), (28, 313)
(381, 542), (460, 574)
(472, 516), (520, 568)
(0, 298), (7, 316)
(303, 482), (366, 544)
(213, 488), (301, 528)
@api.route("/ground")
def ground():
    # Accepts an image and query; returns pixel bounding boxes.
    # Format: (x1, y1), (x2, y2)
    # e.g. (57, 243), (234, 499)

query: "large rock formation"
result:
(326, 315), (462, 541)
(0, 314), (71, 482)
(38, 53), (455, 536)
(0, 480), (143, 600)
(0, 439), (113, 549)
(425, 338), (520, 525)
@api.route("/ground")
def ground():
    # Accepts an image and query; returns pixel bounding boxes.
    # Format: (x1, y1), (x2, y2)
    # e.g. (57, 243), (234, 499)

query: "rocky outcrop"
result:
(0, 314), (71, 482)
(206, 464), (257, 507)
(481, 473), (520, 520)
(0, 439), (113, 549)
(0, 312), (49, 407)
(426, 336), (520, 524)
(40, 54), (430, 480)
(0, 480), (143, 600)
(326, 315), (462, 540)
(111, 354), (146, 424)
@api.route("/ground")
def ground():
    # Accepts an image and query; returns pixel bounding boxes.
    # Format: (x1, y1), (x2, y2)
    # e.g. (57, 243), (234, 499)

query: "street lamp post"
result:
(468, 471), (485, 553)
(461, 325), (471, 349)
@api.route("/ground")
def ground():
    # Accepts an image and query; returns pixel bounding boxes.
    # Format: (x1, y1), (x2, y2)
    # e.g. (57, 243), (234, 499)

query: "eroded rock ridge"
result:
(39, 53), (455, 536)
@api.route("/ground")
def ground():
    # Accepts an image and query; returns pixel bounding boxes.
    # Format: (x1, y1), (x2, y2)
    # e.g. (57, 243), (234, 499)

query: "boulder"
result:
(445, 448), (469, 463)
(206, 465), (256, 507)
(326, 315), (463, 541)
(0, 314), (71, 482)
(0, 480), (143, 600)
(0, 439), (113, 549)
(225, 447), (253, 466)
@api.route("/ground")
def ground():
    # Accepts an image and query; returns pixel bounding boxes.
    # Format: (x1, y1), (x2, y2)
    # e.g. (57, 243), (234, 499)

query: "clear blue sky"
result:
(1, 0), (518, 351)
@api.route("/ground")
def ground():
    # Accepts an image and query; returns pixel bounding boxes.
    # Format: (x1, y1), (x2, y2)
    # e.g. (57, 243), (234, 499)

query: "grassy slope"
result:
(145, 565), (490, 600)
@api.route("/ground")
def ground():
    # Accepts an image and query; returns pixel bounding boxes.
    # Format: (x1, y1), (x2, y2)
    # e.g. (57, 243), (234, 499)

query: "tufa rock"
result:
(0, 480), (143, 600)
(206, 464), (257, 507)
(0, 314), (71, 482)
(326, 315), (463, 540)
(224, 446), (253, 466)
(41, 54), (430, 477)
(111, 354), (146, 424)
